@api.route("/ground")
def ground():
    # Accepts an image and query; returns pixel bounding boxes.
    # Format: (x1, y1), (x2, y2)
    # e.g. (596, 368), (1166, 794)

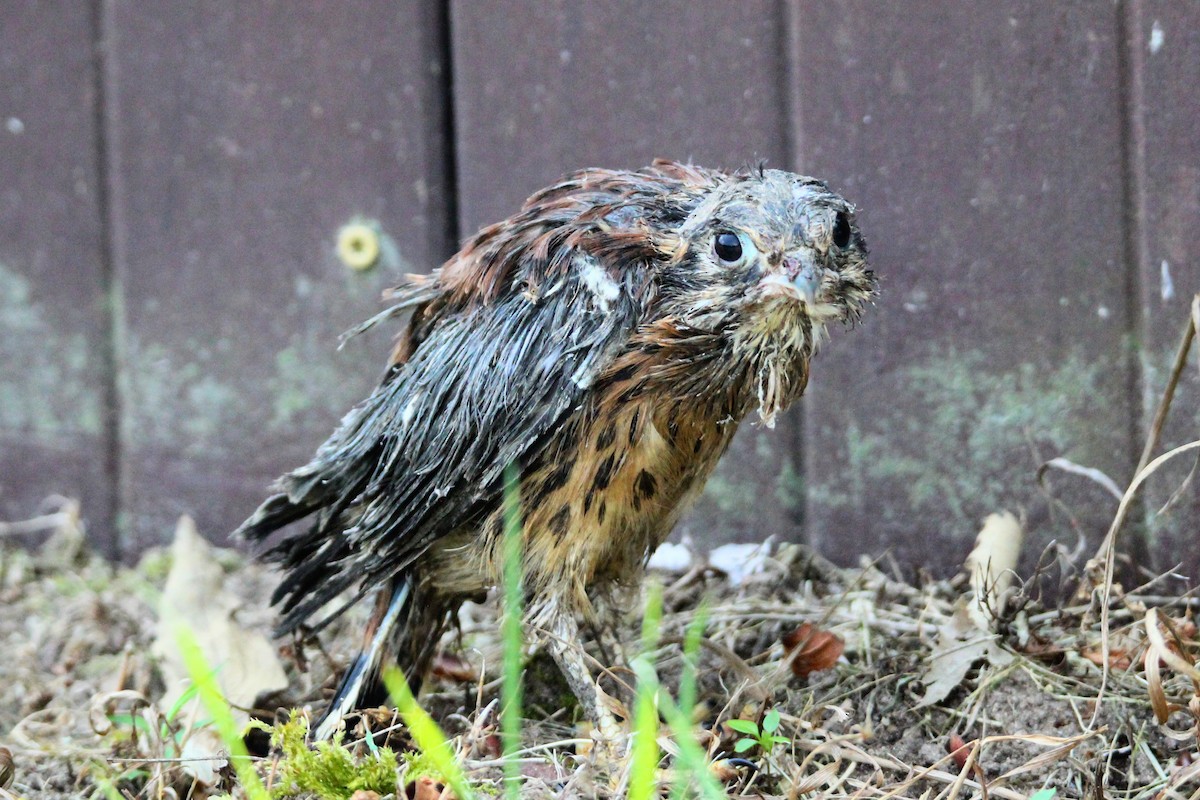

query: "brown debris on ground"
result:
(0, 504), (1197, 799)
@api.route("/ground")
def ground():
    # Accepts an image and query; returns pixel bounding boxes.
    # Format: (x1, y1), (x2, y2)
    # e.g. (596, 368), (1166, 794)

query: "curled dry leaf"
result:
(1082, 646), (1135, 671)
(87, 690), (151, 737)
(947, 733), (972, 769)
(1037, 457), (1123, 502)
(407, 775), (450, 800)
(1144, 608), (1200, 725)
(1145, 644), (1170, 725)
(481, 732), (503, 759)
(782, 622), (845, 677)
(430, 653), (478, 684)
(965, 511), (1023, 630)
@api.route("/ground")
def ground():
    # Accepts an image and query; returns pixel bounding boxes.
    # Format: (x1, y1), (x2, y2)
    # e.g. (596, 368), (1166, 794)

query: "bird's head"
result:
(667, 167), (874, 335)
(648, 166), (877, 422)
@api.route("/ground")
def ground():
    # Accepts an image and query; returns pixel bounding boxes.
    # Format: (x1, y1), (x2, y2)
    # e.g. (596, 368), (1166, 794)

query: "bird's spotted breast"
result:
(512, 388), (738, 613)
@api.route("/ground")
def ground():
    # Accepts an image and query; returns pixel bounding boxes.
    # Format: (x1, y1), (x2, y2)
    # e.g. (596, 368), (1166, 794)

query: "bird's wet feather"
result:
(234, 159), (876, 735)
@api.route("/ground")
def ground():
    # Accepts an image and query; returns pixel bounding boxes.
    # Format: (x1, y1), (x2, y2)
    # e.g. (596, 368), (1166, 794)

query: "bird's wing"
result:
(236, 165), (698, 633)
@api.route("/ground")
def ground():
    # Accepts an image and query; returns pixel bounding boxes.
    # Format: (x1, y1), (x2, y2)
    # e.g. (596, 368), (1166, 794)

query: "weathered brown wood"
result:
(0, 2), (116, 551)
(790, 2), (1139, 571)
(1127, 3), (1200, 582)
(8, 1), (1196, 578)
(450, 0), (804, 549)
(103, 1), (454, 554)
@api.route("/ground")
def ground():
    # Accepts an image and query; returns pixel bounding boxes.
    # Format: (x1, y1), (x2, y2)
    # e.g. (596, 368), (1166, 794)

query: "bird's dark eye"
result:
(713, 232), (743, 264)
(832, 212), (852, 249)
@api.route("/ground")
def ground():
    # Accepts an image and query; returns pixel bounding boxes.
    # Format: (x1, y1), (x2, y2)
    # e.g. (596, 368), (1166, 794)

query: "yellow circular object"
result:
(336, 222), (381, 271)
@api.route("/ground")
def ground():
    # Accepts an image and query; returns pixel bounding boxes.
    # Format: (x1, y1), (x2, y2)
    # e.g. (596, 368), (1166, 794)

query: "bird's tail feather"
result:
(232, 492), (316, 544)
(312, 574), (426, 740)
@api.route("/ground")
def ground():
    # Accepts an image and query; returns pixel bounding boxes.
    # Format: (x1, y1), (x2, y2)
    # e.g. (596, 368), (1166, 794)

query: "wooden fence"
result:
(1, 2), (1197, 580)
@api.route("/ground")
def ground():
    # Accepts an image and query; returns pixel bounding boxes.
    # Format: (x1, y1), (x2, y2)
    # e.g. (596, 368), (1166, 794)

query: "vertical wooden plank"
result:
(1128, 3), (1200, 582)
(451, 0), (804, 548)
(0, 2), (116, 551)
(104, 1), (454, 552)
(790, 2), (1138, 569)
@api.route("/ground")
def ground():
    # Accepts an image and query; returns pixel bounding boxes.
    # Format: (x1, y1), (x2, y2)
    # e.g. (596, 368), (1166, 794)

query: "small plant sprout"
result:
(728, 708), (789, 757)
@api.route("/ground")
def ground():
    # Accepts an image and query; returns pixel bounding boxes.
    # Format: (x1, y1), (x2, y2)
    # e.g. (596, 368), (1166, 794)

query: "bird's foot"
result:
(541, 608), (629, 768)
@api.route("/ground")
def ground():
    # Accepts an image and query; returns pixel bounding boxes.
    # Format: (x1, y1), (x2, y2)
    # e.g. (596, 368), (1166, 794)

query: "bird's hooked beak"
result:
(759, 249), (825, 307)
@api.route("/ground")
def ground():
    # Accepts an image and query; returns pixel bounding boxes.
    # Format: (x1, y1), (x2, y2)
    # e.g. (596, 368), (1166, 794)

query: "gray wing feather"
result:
(236, 277), (636, 633)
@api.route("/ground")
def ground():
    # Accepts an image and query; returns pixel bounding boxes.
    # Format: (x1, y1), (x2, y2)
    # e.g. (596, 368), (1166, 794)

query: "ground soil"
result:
(1, 515), (1197, 799)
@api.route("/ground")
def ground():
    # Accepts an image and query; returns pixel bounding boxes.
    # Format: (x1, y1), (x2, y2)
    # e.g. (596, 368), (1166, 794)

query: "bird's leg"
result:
(543, 608), (624, 750)
(587, 595), (632, 708)
(594, 622), (627, 674)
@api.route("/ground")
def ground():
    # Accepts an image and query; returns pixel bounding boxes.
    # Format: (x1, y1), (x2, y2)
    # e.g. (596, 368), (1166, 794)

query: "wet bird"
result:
(236, 160), (875, 741)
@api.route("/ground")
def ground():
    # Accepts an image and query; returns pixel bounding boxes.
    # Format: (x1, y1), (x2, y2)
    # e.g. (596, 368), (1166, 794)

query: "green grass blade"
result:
(173, 627), (269, 800)
(105, 713), (155, 738)
(678, 600), (707, 718)
(640, 580), (664, 650)
(629, 581), (665, 800)
(501, 462), (525, 800)
(658, 691), (729, 800)
(382, 667), (476, 800)
(89, 771), (126, 800)
(165, 678), (202, 723)
(670, 601), (709, 800)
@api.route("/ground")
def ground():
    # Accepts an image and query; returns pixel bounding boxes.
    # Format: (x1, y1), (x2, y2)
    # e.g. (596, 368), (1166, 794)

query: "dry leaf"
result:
(782, 622), (845, 677)
(430, 653), (478, 684)
(947, 733), (972, 769)
(152, 516), (289, 784)
(994, 730), (1103, 780)
(918, 608), (1013, 708)
(1037, 457), (1123, 501)
(575, 721), (596, 757)
(790, 759), (846, 795)
(1144, 607), (1200, 725)
(1081, 646), (1135, 670)
(87, 690), (150, 737)
(1017, 637), (1066, 665)
(646, 541), (693, 572)
(1145, 643), (1170, 725)
(965, 511), (1023, 630)
(481, 732), (502, 758)
(407, 776), (450, 800)
(1145, 609), (1200, 682)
